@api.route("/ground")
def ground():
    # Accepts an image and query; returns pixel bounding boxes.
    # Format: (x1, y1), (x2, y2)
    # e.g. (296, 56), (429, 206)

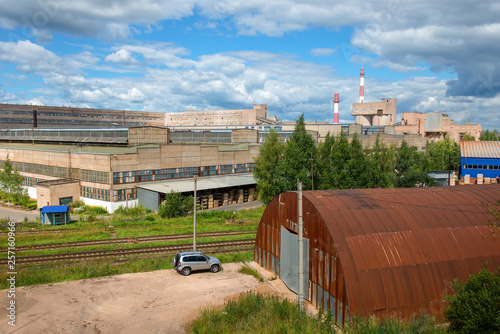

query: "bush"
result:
(444, 264), (500, 333)
(158, 191), (193, 218)
(114, 205), (150, 216)
(86, 206), (108, 215)
(70, 200), (85, 208)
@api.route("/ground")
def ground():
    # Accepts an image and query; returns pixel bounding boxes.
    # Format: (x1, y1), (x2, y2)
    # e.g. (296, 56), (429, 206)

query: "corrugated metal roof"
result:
(460, 140), (500, 158)
(40, 205), (69, 213)
(254, 184), (500, 322)
(136, 173), (256, 194)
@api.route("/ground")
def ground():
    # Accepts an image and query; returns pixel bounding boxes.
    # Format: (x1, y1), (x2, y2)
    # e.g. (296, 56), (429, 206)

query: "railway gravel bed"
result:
(0, 230), (256, 252)
(0, 238), (255, 265)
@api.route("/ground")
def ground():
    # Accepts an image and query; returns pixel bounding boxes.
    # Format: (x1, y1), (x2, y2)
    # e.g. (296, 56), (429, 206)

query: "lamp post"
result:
(193, 174), (197, 251)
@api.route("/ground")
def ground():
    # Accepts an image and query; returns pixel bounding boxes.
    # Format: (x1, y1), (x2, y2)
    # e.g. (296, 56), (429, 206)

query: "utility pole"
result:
(193, 174), (197, 251)
(297, 180), (304, 310)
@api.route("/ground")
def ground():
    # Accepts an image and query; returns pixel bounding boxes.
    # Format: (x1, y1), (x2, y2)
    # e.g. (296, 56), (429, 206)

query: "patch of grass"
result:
(192, 292), (329, 334)
(191, 293), (446, 334)
(342, 314), (446, 334)
(238, 265), (264, 282)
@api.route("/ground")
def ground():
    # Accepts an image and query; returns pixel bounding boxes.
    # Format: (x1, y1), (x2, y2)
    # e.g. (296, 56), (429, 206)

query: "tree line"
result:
(253, 115), (461, 204)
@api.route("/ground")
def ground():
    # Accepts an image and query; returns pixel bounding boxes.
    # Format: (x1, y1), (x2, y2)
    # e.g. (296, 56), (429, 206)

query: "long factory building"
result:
(0, 127), (259, 213)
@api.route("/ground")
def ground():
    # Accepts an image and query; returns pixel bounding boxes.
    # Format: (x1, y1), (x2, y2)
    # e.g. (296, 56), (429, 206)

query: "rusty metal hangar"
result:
(254, 184), (500, 324)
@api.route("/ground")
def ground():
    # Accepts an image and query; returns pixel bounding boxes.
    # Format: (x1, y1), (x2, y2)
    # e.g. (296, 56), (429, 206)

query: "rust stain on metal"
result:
(254, 184), (500, 323)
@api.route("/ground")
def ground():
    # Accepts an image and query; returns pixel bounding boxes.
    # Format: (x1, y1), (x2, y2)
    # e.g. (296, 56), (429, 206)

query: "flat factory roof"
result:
(137, 173), (256, 194)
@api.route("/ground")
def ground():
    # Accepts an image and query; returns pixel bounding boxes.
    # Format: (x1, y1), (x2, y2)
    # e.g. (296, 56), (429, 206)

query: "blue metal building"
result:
(460, 141), (500, 178)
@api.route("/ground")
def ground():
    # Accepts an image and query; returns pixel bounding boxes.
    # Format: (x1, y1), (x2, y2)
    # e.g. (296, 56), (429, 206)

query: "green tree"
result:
(480, 129), (500, 141)
(316, 132), (336, 190)
(367, 134), (396, 188)
(331, 132), (351, 189)
(461, 134), (476, 141)
(444, 264), (500, 333)
(394, 140), (434, 187)
(253, 128), (285, 204)
(158, 191), (193, 218)
(281, 114), (317, 190)
(423, 137), (460, 171)
(348, 133), (370, 189)
(0, 155), (24, 206)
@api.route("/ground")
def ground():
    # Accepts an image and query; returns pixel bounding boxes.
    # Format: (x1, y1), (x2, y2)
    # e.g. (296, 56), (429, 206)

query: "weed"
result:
(238, 265), (264, 282)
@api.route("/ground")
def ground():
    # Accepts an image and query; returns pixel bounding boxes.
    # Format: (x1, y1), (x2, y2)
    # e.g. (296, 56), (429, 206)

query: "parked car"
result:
(172, 251), (222, 276)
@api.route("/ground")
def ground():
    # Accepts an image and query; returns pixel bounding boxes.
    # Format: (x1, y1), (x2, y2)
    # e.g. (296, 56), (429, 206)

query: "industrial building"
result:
(0, 127), (258, 213)
(396, 112), (481, 142)
(0, 103), (165, 128)
(352, 98), (397, 127)
(254, 185), (500, 323)
(349, 68), (480, 140)
(460, 140), (500, 181)
(165, 104), (278, 127)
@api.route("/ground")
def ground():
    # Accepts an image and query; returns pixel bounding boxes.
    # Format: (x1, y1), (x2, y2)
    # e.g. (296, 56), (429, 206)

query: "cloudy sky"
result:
(0, 0), (499, 129)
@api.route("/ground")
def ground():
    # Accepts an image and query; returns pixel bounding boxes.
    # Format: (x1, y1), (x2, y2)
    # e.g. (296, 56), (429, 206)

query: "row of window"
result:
(80, 187), (138, 202)
(463, 164), (500, 170)
(113, 163), (255, 184)
(3, 160), (110, 184)
(23, 176), (45, 187)
(113, 188), (137, 201)
(0, 110), (162, 120)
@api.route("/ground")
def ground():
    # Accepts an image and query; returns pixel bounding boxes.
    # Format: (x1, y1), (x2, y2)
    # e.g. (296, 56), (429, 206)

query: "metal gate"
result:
(137, 188), (159, 212)
(280, 226), (309, 296)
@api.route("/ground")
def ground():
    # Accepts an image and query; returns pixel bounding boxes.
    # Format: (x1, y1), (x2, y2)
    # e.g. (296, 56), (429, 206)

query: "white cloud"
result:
(105, 49), (139, 65)
(0, 1), (499, 126)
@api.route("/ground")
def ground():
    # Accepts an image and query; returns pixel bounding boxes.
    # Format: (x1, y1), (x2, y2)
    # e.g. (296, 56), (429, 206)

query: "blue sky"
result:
(0, 0), (499, 129)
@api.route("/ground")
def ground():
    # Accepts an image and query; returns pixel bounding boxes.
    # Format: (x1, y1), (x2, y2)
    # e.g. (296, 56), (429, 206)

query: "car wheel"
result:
(210, 264), (219, 273)
(181, 267), (191, 276)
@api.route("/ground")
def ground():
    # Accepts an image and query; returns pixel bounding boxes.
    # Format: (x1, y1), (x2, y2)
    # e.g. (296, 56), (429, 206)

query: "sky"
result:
(0, 0), (499, 129)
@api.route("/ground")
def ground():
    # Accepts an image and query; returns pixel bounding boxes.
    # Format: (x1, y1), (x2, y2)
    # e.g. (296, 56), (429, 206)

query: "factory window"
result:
(81, 186), (110, 201)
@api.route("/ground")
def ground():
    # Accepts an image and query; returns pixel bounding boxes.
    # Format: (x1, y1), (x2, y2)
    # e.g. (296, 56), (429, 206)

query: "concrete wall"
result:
(360, 133), (427, 151)
(36, 181), (80, 208)
(232, 129), (258, 143)
(165, 105), (271, 127)
(129, 127), (169, 145)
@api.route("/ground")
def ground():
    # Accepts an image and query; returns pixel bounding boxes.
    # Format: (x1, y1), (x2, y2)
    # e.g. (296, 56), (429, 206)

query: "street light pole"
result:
(193, 174), (197, 251)
(310, 152), (314, 190)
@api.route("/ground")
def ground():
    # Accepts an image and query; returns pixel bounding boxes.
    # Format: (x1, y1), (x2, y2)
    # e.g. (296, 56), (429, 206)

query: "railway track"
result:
(0, 230), (256, 252)
(0, 239), (255, 265)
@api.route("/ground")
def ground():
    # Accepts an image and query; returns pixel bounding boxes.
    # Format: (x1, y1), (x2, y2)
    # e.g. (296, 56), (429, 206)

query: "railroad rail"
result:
(0, 239), (255, 265)
(0, 230), (256, 252)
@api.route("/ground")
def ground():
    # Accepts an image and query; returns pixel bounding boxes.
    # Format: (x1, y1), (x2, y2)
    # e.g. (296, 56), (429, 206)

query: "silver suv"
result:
(172, 251), (222, 276)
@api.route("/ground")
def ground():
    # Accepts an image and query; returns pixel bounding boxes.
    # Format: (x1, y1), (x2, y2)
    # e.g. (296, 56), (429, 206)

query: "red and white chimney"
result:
(333, 92), (339, 124)
(359, 67), (365, 103)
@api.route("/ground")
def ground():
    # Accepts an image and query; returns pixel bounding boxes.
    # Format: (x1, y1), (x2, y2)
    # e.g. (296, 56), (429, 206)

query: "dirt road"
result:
(0, 262), (298, 334)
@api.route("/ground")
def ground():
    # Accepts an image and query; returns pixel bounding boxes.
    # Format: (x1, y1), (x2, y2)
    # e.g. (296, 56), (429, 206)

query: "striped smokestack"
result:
(333, 92), (339, 124)
(359, 67), (365, 103)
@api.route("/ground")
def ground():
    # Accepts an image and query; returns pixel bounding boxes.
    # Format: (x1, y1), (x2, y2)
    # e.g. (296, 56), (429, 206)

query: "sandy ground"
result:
(0, 262), (306, 334)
